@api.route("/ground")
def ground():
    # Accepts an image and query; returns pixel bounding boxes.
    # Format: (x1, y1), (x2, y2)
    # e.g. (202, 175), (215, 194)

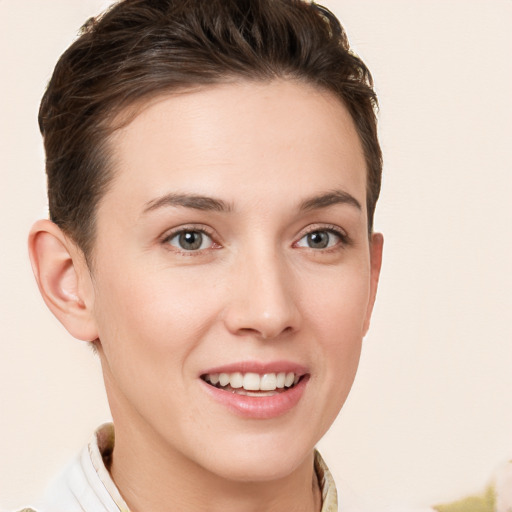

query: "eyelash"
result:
(161, 225), (220, 255)
(160, 224), (350, 255)
(294, 224), (351, 251)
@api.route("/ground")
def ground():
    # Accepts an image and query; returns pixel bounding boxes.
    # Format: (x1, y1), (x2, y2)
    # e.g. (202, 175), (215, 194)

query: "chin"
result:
(192, 431), (316, 483)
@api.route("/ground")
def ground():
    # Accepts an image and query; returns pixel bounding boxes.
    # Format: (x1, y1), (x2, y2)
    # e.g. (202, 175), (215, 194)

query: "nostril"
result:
(261, 325), (294, 339)
(235, 324), (295, 340)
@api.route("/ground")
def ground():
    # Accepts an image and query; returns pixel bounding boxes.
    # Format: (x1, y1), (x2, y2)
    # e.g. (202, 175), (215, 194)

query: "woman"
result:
(17, 0), (511, 511)
(28, 1), (381, 510)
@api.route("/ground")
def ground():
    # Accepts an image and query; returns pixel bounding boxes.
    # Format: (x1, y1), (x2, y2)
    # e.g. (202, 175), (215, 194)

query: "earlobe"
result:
(28, 219), (98, 342)
(363, 232), (384, 336)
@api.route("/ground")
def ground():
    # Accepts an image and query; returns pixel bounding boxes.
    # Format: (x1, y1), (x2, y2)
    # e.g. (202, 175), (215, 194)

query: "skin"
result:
(29, 79), (383, 512)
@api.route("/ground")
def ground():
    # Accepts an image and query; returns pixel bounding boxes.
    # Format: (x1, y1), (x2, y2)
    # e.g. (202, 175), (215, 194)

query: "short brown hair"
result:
(39, 0), (381, 259)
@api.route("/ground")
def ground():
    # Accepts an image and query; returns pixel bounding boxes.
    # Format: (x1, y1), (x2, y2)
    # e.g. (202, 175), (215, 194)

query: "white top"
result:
(40, 424), (129, 512)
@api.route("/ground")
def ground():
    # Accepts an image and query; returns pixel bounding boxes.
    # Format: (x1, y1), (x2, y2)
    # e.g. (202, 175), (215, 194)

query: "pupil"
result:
(308, 231), (328, 249)
(179, 231), (202, 250)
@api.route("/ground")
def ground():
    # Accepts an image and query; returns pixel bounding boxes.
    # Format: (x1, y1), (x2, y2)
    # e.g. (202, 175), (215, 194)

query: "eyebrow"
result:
(299, 190), (362, 212)
(143, 193), (232, 214)
(143, 189), (361, 215)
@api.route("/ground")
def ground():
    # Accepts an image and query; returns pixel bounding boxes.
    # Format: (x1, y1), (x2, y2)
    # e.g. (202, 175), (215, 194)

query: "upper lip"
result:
(200, 360), (308, 377)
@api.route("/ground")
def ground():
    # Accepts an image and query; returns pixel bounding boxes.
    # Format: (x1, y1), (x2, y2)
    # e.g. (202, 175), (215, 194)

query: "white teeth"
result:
(284, 372), (295, 387)
(260, 373), (277, 390)
(243, 372), (261, 391)
(230, 372), (243, 389)
(204, 371), (301, 392)
(219, 373), (230, 387)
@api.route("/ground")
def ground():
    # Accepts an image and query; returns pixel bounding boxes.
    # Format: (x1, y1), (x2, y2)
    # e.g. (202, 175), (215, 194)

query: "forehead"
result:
(104, 80), (367, 214)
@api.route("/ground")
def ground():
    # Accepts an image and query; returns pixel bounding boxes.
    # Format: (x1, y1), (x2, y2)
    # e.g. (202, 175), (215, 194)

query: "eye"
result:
(295, 229), (342, 249)
(166, 230), (214, 251)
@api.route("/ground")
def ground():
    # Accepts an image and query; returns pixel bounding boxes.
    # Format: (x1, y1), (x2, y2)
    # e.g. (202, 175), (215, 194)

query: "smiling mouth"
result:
(201, 372), (303, 396)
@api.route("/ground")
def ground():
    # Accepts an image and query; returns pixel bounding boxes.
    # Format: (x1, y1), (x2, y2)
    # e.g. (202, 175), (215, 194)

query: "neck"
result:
(109, 420), (322, 512)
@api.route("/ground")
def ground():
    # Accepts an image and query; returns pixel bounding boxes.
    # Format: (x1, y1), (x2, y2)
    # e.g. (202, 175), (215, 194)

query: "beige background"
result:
(1, 0), (511, 510)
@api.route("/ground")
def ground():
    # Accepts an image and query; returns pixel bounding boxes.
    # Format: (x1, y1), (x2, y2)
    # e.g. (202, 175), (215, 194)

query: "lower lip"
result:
(201, 376), (309, 420)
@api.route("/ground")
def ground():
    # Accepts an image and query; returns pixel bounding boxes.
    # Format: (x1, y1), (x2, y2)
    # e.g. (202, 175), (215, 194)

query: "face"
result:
(88, 80), (382, 483)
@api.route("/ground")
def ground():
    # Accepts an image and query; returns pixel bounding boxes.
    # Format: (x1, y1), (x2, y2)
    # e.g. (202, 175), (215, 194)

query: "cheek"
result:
(91, 264), (223, 426)
(304, 268), (370, 412)
(92, 262), (221, 371)
(304, 263), (371, 338)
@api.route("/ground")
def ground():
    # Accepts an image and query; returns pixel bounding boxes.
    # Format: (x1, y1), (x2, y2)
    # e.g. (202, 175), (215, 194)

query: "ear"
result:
(363, 232), (383, 336)
(28, 219), (98, 342)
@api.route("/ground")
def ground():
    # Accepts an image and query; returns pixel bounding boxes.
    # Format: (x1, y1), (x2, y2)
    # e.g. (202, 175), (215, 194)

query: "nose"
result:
(223, 250), (301, 340)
